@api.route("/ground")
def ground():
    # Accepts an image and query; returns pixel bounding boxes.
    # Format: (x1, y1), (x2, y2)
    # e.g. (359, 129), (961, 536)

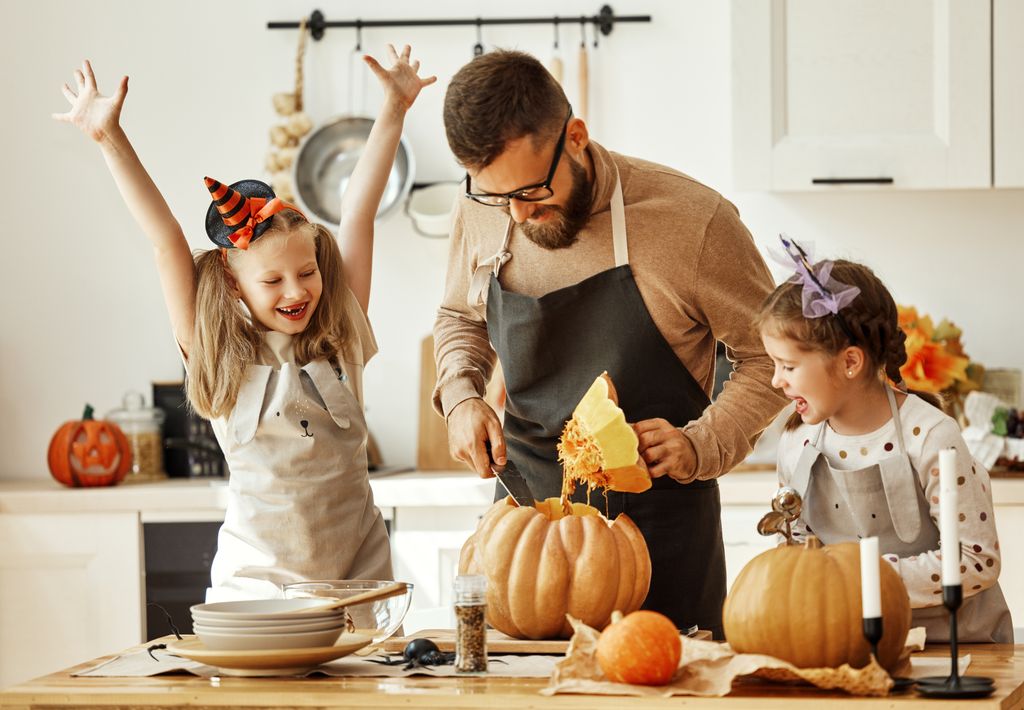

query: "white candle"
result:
(939, 448), (961, 585)
(860, 536), (881, 619)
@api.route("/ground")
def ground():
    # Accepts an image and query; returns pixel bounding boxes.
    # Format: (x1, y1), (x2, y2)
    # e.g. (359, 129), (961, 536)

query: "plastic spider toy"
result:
(368, 638), (456, 670)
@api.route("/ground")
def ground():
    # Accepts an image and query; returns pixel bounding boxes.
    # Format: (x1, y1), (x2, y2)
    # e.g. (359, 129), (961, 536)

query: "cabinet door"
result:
(994, 0), (1024, 187)
(993, 504), (1024, 639)
(0, 513), (143, 688)
(734, 0), (991, 190)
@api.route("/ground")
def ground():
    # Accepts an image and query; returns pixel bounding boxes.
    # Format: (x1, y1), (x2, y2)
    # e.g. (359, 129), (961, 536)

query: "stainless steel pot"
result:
(293, 115), (415, 226)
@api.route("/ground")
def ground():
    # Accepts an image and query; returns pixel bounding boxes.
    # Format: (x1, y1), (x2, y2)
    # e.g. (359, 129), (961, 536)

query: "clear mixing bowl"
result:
(282, 580), (413, 644)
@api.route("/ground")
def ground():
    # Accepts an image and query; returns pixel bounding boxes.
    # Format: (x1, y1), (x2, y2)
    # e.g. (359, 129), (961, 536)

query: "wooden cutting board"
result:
(382, 627), (713, 655)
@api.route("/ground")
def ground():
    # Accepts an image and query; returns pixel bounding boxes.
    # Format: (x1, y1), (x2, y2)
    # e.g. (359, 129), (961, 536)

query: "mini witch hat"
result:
(204, 177), (305, 250)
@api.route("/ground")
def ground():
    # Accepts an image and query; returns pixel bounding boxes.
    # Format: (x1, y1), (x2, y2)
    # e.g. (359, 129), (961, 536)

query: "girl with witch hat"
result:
(54, 47), (435, 600)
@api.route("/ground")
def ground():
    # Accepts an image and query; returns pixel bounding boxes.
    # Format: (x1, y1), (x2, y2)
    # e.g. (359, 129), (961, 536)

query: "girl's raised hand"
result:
(363, 45), (437, 110)
(52, 60), (128, 143)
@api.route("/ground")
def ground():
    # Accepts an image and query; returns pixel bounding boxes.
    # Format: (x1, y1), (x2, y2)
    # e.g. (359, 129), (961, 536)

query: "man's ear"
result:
(567, 116), (590, 157)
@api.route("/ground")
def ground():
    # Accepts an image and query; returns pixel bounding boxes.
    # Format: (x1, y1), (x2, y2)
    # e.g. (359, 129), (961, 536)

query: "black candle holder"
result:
(915, 585), (995, 699)
(862, 616), (915, 693)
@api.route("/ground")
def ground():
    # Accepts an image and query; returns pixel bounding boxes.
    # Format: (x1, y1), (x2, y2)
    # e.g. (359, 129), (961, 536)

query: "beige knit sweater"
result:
(432, 141), (787, 480)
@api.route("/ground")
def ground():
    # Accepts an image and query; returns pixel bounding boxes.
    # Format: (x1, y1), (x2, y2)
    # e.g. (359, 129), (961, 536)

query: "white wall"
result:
(2, 0), (1021, 479)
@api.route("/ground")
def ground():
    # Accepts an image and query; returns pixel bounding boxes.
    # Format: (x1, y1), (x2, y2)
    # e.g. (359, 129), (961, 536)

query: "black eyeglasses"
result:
(464, 108), (573, 207)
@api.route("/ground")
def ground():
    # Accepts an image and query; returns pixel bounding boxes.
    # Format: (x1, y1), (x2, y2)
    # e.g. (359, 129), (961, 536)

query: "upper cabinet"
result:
(994, 0), (1024, 187)
(733, 0), (993, 190)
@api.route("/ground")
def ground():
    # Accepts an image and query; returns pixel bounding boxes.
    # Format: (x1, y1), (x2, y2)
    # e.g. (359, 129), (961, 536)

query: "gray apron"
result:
(473, 169), (727, 637)
(207, 332), (392, 601)
(790, 387), (1012, 642)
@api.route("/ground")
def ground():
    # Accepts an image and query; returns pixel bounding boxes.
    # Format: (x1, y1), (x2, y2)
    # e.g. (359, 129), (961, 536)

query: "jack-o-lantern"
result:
(47, 404), (132, 487)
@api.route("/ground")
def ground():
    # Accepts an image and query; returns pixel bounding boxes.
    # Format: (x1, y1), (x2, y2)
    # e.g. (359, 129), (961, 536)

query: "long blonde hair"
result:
(755, 259), (943, 430)
(187, 210), (353, 419)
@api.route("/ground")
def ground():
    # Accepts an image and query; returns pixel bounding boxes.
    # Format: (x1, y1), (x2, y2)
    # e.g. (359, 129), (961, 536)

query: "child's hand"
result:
(52, 60), (128, 144)
(364, 44), (437, 111)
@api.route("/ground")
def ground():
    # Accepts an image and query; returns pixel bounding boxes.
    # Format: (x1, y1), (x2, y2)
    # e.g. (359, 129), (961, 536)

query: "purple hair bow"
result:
(770, 235), (860, 319)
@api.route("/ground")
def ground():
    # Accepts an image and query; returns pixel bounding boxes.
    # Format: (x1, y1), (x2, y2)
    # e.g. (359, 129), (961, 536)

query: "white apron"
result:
(789, 387), (1012, 642)
(206, 331), (392, 601)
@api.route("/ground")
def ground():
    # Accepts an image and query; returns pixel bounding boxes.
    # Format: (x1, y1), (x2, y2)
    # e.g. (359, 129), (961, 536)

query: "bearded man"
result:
(432, 50), (785, 638)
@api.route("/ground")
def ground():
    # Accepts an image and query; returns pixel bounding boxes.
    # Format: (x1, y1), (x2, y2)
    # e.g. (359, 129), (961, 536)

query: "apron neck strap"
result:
(610, 166), (628, 267)
(885, 385), (907, 454)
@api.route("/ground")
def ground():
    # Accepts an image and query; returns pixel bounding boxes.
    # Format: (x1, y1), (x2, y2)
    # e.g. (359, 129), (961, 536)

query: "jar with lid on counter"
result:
(453, 574), (487, 674)
(107, 391), (167, 483)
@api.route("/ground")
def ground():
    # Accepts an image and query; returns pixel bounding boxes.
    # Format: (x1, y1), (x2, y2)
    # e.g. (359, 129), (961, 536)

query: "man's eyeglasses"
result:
(464, 108), (574, 207)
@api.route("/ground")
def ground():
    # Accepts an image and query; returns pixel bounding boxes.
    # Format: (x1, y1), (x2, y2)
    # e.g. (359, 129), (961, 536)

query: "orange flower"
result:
(900, 319), (970, 393)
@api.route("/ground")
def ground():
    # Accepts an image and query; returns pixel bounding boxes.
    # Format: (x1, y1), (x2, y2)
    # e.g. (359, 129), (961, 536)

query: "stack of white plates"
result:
(190, 599), (348, 651)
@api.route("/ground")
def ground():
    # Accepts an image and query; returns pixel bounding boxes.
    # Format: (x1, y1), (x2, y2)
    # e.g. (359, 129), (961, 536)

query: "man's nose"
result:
(508, 198), (535, 224)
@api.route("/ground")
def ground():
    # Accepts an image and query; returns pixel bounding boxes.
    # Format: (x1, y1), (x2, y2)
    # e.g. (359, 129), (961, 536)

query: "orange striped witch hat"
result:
(204, 177), (305, 250)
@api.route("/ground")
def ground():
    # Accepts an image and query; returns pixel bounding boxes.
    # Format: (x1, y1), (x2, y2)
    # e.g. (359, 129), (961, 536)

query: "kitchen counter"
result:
(2, 640), (1023, 708)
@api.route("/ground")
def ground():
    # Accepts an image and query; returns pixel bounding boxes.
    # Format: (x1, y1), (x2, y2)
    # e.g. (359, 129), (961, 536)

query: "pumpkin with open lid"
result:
(458, 372), (653, 639)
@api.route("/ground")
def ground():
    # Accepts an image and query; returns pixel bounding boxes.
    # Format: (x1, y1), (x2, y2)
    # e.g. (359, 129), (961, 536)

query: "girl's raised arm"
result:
(338, 45), (436, 314)
(54, 60), (196, 355)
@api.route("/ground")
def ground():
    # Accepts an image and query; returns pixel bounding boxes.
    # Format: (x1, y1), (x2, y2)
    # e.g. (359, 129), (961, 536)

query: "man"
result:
(432, 50), (786, 638)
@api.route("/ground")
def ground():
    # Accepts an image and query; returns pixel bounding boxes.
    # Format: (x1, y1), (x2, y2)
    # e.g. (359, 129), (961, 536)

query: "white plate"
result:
(193, 617), (347, 634)
(166, 634), (371, 677)
(190, 598), (342, 621)
(195, 625), (344, 651)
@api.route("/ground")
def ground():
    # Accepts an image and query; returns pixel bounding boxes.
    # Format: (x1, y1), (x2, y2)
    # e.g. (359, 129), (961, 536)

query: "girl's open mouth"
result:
(793, 397), (808, 415)
(276, 302), (308, 321)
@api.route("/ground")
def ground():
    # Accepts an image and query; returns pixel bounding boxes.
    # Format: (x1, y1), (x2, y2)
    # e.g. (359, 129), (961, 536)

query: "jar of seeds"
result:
(453, 574), (487, 674)
(107, 391), (167, 483)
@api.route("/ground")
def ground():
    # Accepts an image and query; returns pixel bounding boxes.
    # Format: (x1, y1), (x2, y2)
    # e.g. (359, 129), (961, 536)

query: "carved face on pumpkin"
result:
(69, 421), (126, 475)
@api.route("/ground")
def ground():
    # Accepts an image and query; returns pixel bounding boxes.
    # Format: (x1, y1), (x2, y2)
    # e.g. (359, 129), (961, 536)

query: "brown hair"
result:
(186, 210), (353, 419)
(756, 259), (943, 429)
(443, 49), (570, 170)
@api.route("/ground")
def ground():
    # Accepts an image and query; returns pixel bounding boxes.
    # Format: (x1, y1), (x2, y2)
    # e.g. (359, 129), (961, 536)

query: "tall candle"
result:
(860, 536), (881, 619)
(939, 448), (961, 585)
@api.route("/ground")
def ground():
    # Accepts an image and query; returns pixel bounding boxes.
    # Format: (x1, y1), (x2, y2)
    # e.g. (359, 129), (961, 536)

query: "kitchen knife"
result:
(486, 443), (536, 508)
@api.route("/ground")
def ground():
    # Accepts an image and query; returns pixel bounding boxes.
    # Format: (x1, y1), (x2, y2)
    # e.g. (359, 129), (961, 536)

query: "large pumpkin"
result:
(722, 536), (911, 672)
(459, 496), (651, 639)
(558, 372), (651, 495)
(47, 404), (132, 487)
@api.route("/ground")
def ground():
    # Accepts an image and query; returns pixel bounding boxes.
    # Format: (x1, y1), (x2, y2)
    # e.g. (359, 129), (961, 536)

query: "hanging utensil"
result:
(577, 18), (588, 122)
(549, 19), (563, 85)
(473, 19), (484, 57)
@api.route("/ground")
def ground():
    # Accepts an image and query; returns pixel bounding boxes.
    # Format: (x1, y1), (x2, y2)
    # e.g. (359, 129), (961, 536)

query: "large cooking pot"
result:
(293, 115), (415, 226)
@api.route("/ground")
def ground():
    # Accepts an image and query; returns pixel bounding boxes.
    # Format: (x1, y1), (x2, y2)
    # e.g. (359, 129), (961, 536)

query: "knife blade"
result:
(486, 442), (536, 508)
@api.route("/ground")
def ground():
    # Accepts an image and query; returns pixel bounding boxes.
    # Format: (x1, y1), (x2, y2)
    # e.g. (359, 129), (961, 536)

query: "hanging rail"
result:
(267, 5), (651, 41)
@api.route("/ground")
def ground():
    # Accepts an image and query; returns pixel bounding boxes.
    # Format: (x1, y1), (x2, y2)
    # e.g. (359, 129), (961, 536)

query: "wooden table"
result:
(2, 641), (1023, 709)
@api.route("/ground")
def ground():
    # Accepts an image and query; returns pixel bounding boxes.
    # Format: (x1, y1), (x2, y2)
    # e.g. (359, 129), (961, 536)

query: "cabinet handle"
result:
(811, 177), (894, 185)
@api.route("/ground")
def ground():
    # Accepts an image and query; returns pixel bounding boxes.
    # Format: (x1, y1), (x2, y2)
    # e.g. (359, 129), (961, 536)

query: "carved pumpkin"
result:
(47, 404), (132, 487)
(459, 496), (651, 639)
(558, 372), (651, 496)
(722, 536), (911, 672)
(597, 609), (681, 685)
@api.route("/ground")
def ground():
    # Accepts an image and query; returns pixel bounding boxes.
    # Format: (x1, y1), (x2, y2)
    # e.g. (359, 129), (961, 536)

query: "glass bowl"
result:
(282, 580), (413, 644)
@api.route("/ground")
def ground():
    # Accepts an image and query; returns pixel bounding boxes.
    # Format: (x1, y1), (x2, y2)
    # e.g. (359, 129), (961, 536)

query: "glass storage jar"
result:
(107, 391), (167, 483)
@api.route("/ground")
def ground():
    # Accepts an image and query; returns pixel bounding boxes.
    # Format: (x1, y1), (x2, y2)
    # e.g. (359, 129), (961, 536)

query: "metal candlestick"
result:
(914, 584), (995, 699)
(862, 616), (916, 693)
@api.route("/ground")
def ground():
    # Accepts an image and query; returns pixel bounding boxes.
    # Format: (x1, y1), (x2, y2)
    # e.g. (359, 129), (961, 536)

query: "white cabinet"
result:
(0, 512), (143, 688)
(733, 0), (991, 190)
(994, 0), (1024, 187)
(993, 500), (1024, 637)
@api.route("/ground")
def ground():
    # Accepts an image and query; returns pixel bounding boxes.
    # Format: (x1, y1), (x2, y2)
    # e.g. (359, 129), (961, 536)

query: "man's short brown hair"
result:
(443, 50), (570, 171)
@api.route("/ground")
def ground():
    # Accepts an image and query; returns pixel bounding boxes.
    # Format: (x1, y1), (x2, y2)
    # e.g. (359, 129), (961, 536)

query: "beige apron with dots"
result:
(789, 387), (1012, 642)
(206, 332), (392, 601)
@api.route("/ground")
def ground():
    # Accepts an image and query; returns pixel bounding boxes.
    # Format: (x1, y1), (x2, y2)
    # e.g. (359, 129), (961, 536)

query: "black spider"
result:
(367, 638), (456, 670)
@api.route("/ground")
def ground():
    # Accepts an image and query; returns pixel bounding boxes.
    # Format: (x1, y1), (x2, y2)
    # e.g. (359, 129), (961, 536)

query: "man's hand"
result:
(633, 418), (698, 482)
(446, 397), (505, 478)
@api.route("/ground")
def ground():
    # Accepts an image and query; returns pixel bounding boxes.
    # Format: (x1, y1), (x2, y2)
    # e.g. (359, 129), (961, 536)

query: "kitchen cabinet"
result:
(994, 0), (1024, 187)
(0, 512), (143, 689)
(732, 0), (992, 190)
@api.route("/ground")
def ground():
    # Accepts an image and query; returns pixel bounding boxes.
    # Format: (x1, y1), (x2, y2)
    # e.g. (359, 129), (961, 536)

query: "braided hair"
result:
(755, 259), (943, 429)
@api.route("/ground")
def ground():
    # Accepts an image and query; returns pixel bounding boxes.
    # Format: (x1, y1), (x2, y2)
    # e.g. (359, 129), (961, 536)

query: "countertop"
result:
(1, 640), (1022, 708)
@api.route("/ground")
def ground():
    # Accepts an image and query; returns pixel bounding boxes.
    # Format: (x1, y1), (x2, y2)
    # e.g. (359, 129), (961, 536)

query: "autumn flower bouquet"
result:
(897, 306), (984, 420)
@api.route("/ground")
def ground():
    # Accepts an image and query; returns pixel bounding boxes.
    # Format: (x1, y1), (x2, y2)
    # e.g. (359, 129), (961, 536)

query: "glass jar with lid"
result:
(107, 391), (167, 483)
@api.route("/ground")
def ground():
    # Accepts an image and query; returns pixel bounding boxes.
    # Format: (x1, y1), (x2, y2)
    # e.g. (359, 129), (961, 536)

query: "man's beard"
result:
(520, 159), (592, 250)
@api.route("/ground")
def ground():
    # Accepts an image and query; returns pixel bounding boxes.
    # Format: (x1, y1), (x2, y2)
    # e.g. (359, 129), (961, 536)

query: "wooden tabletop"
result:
(2, 642), (1023, 709)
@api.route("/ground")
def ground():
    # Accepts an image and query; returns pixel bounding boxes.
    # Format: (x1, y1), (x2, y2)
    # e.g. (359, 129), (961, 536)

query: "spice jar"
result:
(107, 391), (167, 483)
(454, 574), (487, 674)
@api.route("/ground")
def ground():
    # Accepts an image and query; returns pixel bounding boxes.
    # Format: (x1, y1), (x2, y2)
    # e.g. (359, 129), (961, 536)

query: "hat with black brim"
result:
(204, 177), (305, 250)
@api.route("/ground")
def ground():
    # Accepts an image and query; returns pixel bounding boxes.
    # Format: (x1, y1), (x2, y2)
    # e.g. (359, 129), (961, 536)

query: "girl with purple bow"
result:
(757, 238), (1012, 643)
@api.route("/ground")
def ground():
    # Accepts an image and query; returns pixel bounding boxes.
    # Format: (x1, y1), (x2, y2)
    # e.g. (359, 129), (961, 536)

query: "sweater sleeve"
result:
(884, 420), (1002, 609)
(431, 197), (498, 418)
(680, 198), (789, 479)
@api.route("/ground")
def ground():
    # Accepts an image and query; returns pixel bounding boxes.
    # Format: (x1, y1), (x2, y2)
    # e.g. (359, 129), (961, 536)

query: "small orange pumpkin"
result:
(597, 610), (681, 685)
(47, 404), (132, 487)
(722, 536), (911, 672)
